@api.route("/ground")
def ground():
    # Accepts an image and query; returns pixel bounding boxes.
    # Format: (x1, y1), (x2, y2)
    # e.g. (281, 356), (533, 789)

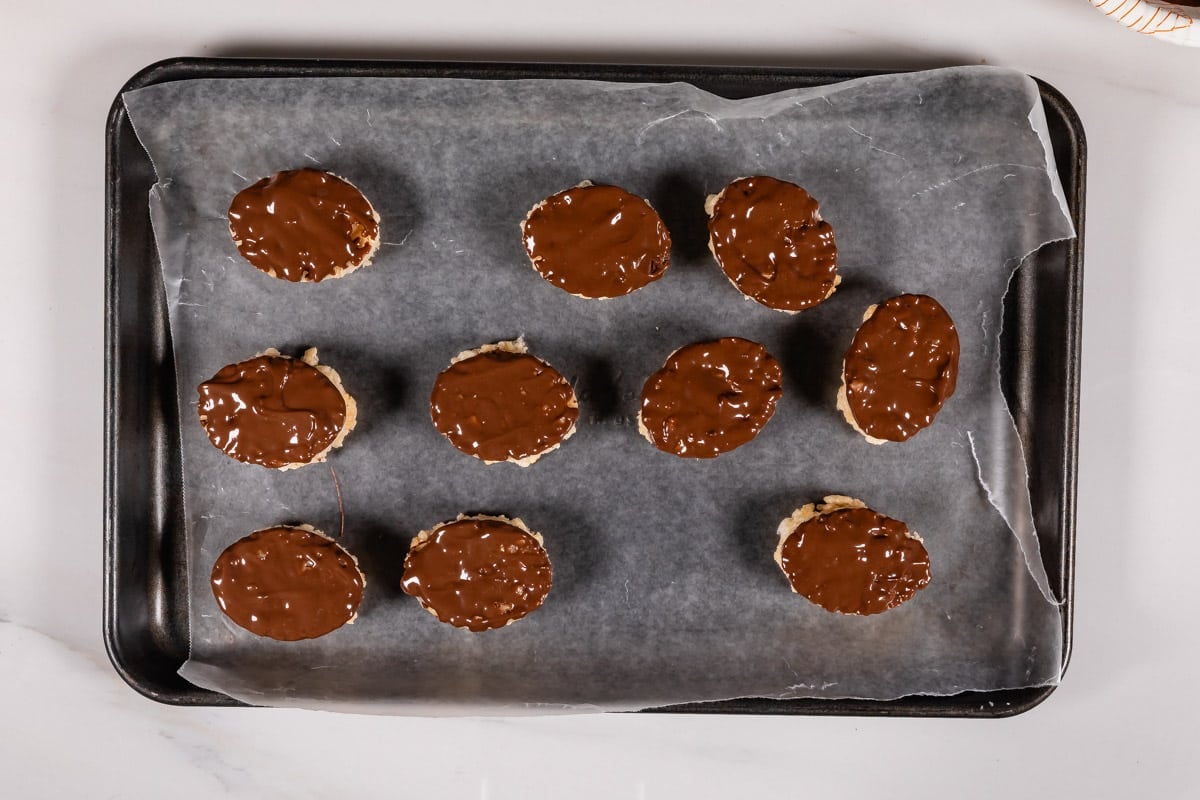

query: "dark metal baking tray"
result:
(104, 58), (1083, 716)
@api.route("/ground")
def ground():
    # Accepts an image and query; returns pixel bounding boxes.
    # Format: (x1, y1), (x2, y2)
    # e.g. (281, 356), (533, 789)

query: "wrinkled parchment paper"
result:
(124, 66), (1074, 713)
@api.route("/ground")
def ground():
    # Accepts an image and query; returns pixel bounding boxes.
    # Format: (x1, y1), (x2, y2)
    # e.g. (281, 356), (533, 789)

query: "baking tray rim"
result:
(104, 56), (1083, 717)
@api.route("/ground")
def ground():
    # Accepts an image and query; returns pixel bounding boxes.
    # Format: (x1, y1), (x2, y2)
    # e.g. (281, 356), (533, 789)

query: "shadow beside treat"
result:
(727, 487), (864, 589)
(338, 161), (424, 260)
(574, 356), (622, 424)
(355, 356), (411, 416)
(726, 491), (807, 586)
(772, 268), (892, 414)
(830, 270), (896, 313)
(467, 162), (583, 274)
(777, 313), (841, 410)
(487, 503), (607, 609)
(311, 346), (412, 442)
(348, 518), (413, 604)
(649, 170), (712, 268)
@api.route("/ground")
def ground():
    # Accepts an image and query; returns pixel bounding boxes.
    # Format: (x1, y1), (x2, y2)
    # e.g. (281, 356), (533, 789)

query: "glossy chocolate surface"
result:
(779, 507), (930, 615)
(429, 349), (578, 463)
(402, 518), (552, 632)
(844, 294), (959, 442)
(640, 337), (783, 458)
(522, 183), (671, 298)
(197, 354), (346, 468)
(211, 526), (364, 641)
(228, 168), (378, 282)
(707, 176), (838, 311)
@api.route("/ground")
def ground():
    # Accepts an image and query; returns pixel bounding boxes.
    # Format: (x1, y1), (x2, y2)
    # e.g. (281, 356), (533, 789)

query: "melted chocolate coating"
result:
(778, 506), (930, 615)
(843, 294), (959, 442)
(707, 176), (838, 311)
(211, 527), (364, 641)
(522, 183), (671, 298)
(197, 354), (347, 468)
(640, 337), (783, 458)
(401, 518), (553, 632)
(228, 168), (379, 282)
(429, 349), (578, 464)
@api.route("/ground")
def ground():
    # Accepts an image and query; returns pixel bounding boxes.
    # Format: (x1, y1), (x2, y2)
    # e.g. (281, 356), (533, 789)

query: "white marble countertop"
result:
(2, 1), (1197, 796)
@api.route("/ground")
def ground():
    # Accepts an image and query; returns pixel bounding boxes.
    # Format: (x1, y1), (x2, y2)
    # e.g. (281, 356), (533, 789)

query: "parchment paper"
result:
(124, 66), (1075, 713)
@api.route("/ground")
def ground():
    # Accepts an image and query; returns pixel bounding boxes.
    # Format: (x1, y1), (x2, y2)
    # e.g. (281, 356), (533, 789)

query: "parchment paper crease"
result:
(123, 66), (1074, 713)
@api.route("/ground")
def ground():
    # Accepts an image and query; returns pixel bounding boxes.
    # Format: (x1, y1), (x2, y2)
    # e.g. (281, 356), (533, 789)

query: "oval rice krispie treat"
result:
(211, 525), (365, 641)
(429, 339), (578, 466)
(705, 176), (839, 312)
(521, 181), (671, 299)
(228, 168), (380, 282)
(838, 294), (960, 444)
(775, 496), (931, 616)
(638, 336), (783, 458)
(401, 515), (553, 632)
(197, 348), (356, 469)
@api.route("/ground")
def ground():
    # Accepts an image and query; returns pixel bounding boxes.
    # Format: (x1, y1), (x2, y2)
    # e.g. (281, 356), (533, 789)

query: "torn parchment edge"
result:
(968, 246), (1067, 608)
(964, 87), (1075, 608)
(968, 234), (1072, 608)
(1029, 97), (1072, 225)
